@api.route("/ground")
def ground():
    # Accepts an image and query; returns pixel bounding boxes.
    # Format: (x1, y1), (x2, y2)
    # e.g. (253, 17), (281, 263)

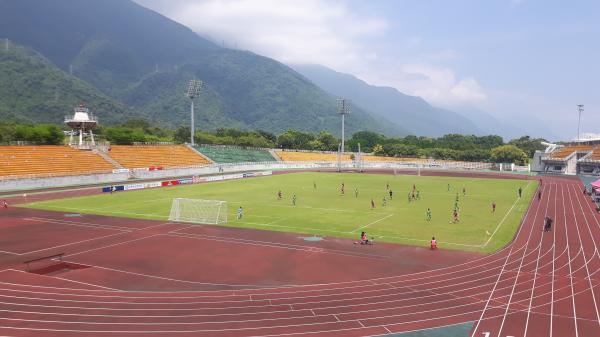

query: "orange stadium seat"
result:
(0, 146), (115, 179)
(588, 147), (600, 161)
(107, 145), (210, 169)
(549, 145), (594, 159)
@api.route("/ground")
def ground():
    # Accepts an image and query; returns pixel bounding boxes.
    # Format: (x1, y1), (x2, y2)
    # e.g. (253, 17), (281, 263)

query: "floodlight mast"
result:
(577, 104), (584, 142)
(337, 99), (350, 153)
(186, 79), (203, 145)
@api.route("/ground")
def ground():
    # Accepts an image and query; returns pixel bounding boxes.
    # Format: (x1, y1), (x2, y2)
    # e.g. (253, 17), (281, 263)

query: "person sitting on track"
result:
(2, 200), (7, 209)
(354, 231), (369, 245)
(361, 232), (372, 245)
(544, 216), (553, 232)
(430, 236), (437, 250)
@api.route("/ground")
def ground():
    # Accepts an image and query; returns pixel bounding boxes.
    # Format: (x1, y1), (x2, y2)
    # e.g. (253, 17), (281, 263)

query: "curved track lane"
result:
(0, 176), (598, 337)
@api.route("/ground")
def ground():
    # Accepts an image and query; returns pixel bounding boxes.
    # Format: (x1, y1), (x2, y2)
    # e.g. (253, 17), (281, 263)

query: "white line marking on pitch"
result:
(350, 214), (394, 233)
(481, 180), (532, 248)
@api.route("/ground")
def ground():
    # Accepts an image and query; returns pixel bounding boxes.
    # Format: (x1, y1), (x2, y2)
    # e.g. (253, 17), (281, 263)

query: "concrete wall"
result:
(0, 172), (130, 192)
(0, 160), (495, 192)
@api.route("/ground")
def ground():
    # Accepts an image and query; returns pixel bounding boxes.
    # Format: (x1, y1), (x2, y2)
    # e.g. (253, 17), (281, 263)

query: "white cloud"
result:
(364, 63), (487, 106)
(135, 0), (487, 106)
(156, 0), (387, 69)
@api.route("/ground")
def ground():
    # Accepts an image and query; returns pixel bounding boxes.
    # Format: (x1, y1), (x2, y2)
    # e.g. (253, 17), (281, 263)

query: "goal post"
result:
(168, 198), (228, 225)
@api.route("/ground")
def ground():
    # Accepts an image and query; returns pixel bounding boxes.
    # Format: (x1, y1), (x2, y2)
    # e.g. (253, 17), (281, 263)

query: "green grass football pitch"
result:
(23, 172), (537, 253)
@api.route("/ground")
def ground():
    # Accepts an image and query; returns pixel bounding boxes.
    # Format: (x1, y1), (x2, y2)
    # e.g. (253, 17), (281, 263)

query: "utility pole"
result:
(577, 104), (584, 142)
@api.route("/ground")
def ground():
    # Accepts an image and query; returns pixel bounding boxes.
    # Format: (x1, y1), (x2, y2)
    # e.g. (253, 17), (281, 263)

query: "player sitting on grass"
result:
(426, 208), (432, 221)
(430, 236), (437, 250)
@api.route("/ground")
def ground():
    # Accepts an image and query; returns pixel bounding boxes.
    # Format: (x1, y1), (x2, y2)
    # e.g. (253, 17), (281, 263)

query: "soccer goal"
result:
(168, 198), (228, 225)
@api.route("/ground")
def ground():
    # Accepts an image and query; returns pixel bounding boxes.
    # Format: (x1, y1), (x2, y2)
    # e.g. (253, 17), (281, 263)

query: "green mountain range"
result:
(0, 0), (402, 136)
(292, 64), (486, 137)
(0, 43), (133, 124)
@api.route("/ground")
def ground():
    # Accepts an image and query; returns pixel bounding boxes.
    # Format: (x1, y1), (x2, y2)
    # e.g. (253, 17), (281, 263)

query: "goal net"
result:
(168, 198), (228, 225)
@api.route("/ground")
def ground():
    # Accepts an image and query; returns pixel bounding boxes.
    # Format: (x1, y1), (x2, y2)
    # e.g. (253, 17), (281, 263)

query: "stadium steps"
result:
(269, 149), (282, 161)
(185, 144), (215, 164)
(93, 149), (124, 169)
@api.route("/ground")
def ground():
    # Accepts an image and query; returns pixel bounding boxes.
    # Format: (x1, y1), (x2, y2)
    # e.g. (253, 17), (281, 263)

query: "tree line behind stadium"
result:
(0, 120), (546, 165)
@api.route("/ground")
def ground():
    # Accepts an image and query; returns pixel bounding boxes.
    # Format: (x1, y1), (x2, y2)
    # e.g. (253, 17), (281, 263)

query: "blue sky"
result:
(136, 0), (599, 140)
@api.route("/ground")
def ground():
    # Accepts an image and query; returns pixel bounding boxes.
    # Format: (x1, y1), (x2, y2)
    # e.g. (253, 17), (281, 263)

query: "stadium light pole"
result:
(186, 79), (203, 145)
(577, 104), (584, 142)
(336, 99), (351, 153)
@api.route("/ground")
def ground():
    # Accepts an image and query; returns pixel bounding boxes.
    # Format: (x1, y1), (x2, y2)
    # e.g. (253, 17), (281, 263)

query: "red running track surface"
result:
(0, 174), (597, 337)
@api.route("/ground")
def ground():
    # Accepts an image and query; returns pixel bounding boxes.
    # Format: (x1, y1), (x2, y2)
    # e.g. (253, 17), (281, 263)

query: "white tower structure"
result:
(65, 103), (98, 147)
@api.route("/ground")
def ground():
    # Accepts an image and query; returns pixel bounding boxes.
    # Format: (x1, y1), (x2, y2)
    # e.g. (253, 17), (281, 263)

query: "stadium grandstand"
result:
(0, 146), (114, 179)
(193, 144), (276, 163)
(106, 145), (211, 169)
(533, 139), (600, 175)
(275, 150), (353, 162)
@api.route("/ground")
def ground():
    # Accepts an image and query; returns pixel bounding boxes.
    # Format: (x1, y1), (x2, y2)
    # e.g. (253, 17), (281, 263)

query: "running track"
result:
(0, 175), (598, 336)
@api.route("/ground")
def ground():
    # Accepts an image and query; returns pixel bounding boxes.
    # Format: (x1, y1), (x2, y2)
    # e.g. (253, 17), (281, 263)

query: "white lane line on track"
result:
(0, 220), (556, 297)
(474, 247), (514, 337)
(524, 183), (550, 337)
(560, 184), (579, 337)
(550, 182), (557, 337)
(0, 250), (20, 256)
(0, 226), (586, 308)
(24, 217), (132, 231)
(65, 234), (161, 258)
(567, 184), (600, 330)
(481, 180), (532, 248)
(498, 182), (545, 337)
(3, 269), (120, 292)
(570, 185), (600, 327)
(0, 178), (592, 334)
(17, 231), (130, 256)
